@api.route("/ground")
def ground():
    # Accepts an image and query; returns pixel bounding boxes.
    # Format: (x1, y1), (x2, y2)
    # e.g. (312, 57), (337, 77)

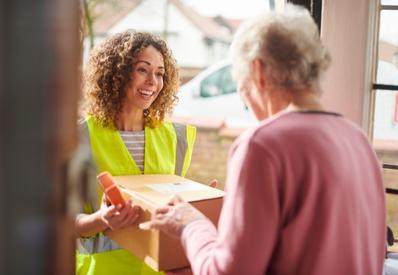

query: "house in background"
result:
(84, 0), (237, 83)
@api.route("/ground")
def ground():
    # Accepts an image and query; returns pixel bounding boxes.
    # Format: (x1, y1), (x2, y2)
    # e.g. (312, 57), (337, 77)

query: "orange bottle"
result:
(97, 171), (126, 206)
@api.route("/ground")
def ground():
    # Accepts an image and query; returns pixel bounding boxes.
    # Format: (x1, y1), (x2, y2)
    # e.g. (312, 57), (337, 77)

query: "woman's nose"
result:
(146, 72), (157, 85)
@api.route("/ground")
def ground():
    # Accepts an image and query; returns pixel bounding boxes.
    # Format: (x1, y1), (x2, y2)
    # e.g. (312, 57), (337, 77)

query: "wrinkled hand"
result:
(139, 195), (206, 239)
(100, 196), (141, 231)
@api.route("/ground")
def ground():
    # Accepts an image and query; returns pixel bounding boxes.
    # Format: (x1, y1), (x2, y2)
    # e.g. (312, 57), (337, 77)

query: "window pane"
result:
(219, 65), (236, 95)
(373, 89), (398, 139)
(200, 67), (223, 97)
(199, 65), (236, 97)
(387, 190), (398, 239)
(385, 167), (398, 187)
(385, 165), (398, 239)
(377, 10), (398, 85)
(381, 0), (398, 5)
(373, 91), (398, 237)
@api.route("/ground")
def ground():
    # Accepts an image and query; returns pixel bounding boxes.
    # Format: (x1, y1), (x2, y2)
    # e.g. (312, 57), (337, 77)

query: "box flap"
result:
(113, 174), (225, 207)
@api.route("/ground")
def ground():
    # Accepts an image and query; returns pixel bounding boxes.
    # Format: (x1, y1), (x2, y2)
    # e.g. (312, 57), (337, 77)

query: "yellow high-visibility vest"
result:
(76, 116), (196, 275)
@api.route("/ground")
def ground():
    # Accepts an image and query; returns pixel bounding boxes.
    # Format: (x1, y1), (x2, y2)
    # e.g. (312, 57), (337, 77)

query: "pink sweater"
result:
(182, 111), (385, 275)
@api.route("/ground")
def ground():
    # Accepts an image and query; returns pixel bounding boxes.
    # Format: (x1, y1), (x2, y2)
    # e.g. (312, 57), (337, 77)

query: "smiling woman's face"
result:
(124, 45), (165, 112)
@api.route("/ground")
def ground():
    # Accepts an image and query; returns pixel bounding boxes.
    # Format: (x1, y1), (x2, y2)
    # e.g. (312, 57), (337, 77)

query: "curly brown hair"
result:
(83, 31), (179, 128)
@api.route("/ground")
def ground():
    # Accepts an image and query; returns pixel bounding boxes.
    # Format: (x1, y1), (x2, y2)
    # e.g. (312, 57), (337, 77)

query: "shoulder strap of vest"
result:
(77, 234), (120, 254)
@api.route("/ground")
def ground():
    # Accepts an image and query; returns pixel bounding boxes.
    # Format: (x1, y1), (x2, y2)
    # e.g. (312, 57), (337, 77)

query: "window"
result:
(372, 2), (398, 140)
(200, 65), (236, 98)
(372, 0), (398, 239)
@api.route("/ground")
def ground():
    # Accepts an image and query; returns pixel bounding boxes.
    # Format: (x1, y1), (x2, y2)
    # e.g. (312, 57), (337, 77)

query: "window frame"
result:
(373, 1), (398, 242)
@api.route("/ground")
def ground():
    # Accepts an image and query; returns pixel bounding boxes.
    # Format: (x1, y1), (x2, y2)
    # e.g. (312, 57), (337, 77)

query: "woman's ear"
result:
(252, 58), (266, 92)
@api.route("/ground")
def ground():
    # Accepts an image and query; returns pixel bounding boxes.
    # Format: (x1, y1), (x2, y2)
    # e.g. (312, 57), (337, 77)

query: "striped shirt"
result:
(119, 130), (145, 173)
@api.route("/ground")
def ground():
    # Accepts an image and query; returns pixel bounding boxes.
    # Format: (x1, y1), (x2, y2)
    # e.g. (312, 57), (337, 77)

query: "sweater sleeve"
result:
(181, 138), (280, 275)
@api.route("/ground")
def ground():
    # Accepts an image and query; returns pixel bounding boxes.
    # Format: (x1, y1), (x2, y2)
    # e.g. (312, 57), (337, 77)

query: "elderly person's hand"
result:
(139, 195), (206, 239)
(100, 196), (141, 231)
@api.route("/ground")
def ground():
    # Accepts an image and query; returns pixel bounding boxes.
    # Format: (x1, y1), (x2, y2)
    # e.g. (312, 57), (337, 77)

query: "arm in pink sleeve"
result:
(181, 139), (280, 275)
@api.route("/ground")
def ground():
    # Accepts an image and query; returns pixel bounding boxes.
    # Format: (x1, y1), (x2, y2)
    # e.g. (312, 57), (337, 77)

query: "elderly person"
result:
(140, 5), (386, 275)
(74, 31), (196, 275)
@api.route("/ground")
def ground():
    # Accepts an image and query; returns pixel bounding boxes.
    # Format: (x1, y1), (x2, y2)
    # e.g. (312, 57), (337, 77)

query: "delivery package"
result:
(104, 174), (225, 272)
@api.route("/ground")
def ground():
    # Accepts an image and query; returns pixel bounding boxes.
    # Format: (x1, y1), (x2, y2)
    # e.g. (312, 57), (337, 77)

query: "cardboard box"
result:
(105, 174), (225, 271)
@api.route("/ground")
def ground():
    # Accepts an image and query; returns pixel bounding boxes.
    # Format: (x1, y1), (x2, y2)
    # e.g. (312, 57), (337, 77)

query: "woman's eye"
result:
(156, 72), (165, 78)
(137, 67), (147, 73)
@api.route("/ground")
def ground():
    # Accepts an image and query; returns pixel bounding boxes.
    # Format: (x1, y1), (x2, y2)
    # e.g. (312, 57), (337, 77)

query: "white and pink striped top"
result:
(119, 130), (145, 173)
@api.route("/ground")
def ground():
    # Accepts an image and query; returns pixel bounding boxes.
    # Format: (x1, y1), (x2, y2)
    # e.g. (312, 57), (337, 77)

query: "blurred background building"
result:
(82, 0), (238, 83)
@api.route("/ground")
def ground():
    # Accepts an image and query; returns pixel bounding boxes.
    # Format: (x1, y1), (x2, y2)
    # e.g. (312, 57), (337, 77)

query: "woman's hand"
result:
(100, 196), (141, 231)
(139, 195), (206, 239)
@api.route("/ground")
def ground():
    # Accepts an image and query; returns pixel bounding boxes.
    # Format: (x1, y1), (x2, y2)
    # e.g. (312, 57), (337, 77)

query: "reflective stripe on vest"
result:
(172, 122), (187, 176)
(77, 234), (120, 254)
(77, 117), (196, 255)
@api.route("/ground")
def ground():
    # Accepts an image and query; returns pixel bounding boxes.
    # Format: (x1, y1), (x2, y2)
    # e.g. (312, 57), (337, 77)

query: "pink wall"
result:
(320, 0), (374, 129)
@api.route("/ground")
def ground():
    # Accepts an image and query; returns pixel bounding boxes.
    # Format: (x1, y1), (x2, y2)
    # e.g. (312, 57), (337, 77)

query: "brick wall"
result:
(173, 117), (244, 190)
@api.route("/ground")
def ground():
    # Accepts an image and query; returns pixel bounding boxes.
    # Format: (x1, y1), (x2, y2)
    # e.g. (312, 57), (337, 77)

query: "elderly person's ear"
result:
(252, 58), (266, 91)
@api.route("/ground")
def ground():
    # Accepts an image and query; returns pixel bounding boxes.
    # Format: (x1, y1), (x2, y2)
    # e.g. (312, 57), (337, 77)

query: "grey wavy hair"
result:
(230, 4), (331, 92)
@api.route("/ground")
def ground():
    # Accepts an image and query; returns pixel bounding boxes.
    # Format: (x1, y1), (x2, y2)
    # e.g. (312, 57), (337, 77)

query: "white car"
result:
(173, 60), (257, 128)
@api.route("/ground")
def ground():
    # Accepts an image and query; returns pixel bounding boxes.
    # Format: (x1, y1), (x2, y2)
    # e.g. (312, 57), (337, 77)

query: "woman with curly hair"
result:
(74, 31), (196, 275)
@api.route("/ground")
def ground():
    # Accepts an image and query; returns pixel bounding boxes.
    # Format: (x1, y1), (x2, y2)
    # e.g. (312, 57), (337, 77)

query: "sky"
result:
(182, 0), (270, 19)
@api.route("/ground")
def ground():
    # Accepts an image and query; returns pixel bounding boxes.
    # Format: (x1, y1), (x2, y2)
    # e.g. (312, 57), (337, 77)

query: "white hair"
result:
(230, 4), (331, 92)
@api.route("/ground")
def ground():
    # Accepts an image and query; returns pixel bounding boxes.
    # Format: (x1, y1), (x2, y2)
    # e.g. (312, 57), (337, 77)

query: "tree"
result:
(80, 0), (117, 49)
(81, 0), (97, 50)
